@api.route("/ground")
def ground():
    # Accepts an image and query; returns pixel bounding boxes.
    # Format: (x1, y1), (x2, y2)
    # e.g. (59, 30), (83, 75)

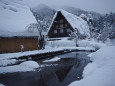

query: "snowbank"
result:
(0, 61), (39, 74)
(0, 0), (36, 37)
(0, 48), (63, 60)
(69, 46), (115, 86)
(77, 39), (107, 50)
(105, 38), (115, 46)
(0, 59), (17, 67)
(20, 61), (39, 69)
(43, 56), (60, 62)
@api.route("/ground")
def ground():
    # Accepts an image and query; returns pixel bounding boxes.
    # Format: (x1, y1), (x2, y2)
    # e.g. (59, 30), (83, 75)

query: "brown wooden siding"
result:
(0, 37), (40, 53)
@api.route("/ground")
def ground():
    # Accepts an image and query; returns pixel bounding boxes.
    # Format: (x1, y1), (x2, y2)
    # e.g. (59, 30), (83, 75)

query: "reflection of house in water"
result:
(38, 58), (88, 86)
(56, 66), (72, 82)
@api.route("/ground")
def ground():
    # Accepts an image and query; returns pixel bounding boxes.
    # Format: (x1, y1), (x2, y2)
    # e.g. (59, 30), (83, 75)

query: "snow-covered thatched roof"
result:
(48, 9), (90, 36)
(0, 0), (37, 37)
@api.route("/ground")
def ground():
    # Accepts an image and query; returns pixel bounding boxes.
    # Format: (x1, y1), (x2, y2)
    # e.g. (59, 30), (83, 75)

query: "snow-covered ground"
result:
(105, 38), (115, 46)
(0, 48), (63, 60)
(46, 37), (76, 48)
(0, 59), (17, 67)
(0, 48), (64, 67)
(46, 37), (106, 50)
(69, 46), (115, 86)
(77, 39), (107, 50)
(0, 37), (108, 74)
(0, 61), (39, 74)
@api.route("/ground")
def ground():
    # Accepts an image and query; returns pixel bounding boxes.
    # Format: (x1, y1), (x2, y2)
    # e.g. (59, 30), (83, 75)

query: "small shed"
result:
(0, 32), (40, 53)
(48, 9), (90, 38)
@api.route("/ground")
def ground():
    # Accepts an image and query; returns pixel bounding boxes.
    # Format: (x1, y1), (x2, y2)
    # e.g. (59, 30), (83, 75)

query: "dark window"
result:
(67, 28), (71, 32)
(65, 24), (68, 27)
(60, 19), (63, 23)
(54, 30), (57, 34)
(60, 29), (64, 33)
(60, 24), (63, 28)
(56, 25), (58, 28)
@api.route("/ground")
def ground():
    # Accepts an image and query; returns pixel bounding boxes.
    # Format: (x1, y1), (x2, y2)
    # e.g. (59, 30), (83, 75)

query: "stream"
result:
(0, 51), (91, 86)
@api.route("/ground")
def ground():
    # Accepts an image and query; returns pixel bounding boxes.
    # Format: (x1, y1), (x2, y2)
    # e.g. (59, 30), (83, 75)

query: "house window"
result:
(56, 25), (58, 28)
(54, 30), (57, 34)
(60, 24), (63, 28)
(60, 19), (63, 23)
(65, 24), (68, 27)
(67, 28), (71, 32)
(60, 29), (64, 33)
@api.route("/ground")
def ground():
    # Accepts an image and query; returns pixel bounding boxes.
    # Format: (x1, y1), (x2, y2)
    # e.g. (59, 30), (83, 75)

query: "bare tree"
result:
(26, 22), (45, 49)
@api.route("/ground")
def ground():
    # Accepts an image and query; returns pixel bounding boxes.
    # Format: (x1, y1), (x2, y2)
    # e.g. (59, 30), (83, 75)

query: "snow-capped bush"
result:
(77, 39), (107, 50)
(20, 61), (39, 69)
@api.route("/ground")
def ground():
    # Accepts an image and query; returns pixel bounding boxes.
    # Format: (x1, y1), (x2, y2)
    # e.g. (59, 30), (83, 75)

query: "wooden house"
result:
(48, 9), (90, 38)
(0, 32), (40, 53)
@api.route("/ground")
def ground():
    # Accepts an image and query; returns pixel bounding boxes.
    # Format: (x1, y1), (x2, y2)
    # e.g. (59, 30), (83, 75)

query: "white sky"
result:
(24, 0), (115, 14)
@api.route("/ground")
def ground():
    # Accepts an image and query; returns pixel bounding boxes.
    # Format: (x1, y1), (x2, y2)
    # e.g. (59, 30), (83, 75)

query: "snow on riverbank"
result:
(0, 59), (17, 67)
(0, 46), (95, 61)
(0, 48), (63, 60)
(43, 56), (60, 62)
(69, 46), (115, 86)
(0, 46), (95, 67)
(0, 61), (39, 74)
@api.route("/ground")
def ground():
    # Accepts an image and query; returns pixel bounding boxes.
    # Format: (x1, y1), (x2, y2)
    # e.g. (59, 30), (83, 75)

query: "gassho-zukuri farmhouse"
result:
(47, 9), (90, 38)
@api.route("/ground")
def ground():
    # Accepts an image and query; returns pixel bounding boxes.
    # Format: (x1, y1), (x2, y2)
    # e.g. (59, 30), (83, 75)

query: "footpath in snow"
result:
(69, 46), (115, 86)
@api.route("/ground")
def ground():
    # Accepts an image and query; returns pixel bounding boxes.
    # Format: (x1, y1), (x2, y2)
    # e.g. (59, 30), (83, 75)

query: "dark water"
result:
(0, 51), (91, 86)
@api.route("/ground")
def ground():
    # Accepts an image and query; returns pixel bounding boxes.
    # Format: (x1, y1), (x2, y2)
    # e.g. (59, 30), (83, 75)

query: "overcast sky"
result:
(24, 0), (115, 14)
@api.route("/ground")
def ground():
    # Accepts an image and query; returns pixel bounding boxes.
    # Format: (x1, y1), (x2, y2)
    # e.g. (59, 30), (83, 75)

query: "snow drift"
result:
(69, 46), (115, 86)
(0, 61), (39, 74)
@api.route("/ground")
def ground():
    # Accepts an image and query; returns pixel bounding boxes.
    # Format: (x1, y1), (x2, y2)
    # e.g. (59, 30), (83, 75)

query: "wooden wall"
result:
(0, 37), (40, 53)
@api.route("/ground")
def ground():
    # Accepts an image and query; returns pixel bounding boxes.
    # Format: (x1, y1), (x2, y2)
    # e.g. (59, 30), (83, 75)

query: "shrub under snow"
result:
(20, 61), (39, 69)
(77, 39), (107, 50)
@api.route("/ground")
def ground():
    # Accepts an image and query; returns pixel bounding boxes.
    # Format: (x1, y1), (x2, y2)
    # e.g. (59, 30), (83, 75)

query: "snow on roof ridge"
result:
(48, 9), (90, 36)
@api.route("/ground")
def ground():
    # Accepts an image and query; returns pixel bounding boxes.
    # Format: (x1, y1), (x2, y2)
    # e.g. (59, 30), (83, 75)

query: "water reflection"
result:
(36, 51), (90, 86)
